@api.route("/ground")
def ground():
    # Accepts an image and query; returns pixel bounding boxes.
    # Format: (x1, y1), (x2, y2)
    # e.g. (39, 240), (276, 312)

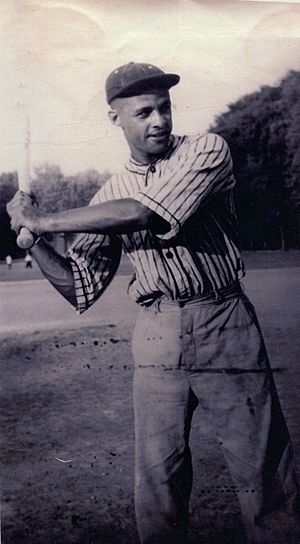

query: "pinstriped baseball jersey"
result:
(67, 132), (245, 313)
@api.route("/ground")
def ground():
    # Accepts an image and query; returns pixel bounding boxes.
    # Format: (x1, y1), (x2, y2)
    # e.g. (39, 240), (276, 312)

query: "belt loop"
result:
(153, 298), (161, 313)
(214, 291), (225, 304)
(213, 286), (223, 304)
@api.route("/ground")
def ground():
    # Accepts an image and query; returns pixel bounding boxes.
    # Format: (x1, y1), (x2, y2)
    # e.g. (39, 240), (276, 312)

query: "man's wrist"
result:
(36, 215), (51, 237)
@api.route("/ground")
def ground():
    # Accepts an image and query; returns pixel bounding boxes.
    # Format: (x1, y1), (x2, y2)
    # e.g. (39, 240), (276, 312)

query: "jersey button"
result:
(149, 165), (156, 173)
(166, 250), (173, 258)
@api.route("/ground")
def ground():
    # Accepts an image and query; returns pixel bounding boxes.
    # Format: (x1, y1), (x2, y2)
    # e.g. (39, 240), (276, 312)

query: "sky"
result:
(0, 0), (299, 177)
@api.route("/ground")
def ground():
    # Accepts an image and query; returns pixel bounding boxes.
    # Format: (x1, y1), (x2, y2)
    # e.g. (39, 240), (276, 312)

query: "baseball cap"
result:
(105, 62), (180, 103)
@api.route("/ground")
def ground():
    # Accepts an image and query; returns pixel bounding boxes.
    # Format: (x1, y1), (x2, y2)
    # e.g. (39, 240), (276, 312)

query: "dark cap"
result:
(105, 62), (180, 104)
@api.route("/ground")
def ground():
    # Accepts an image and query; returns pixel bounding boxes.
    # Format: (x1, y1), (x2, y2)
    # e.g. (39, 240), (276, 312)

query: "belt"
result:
(150, 282), (244, 312)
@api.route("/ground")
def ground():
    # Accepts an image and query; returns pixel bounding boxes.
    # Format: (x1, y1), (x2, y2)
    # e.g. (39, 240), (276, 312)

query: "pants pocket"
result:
(132, 307), (182, 369)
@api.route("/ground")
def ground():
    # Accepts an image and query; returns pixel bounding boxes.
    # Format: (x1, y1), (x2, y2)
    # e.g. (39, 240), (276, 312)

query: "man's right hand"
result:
(6, 191), (45, 238)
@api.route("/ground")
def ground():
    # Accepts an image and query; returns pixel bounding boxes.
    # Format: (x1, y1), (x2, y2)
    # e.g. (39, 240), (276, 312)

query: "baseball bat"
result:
(16, 115), (35, 249)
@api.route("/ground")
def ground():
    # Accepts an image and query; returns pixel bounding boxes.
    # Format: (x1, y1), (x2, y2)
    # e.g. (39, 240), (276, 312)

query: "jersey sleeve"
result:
(133, 133), (235, 240)
(67, 186), (122, 314)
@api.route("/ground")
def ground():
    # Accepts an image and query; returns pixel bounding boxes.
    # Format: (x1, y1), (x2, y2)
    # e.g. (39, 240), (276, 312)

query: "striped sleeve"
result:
(67, 185), (122, 314)
(133, 133), (235, 240)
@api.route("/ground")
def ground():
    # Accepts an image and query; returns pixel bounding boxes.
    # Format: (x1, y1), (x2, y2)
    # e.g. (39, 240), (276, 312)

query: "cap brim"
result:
(111, 73), (180, 101)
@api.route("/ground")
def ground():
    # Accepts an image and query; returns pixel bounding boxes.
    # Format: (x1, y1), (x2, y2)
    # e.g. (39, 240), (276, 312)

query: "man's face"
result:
(109, 89), (173, 164)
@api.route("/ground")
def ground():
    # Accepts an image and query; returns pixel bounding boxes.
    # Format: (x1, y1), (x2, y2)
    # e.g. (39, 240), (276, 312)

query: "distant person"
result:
(25, 252), (33, 269)
(5, 255), (12, 270)
(7, 62), (300, 544)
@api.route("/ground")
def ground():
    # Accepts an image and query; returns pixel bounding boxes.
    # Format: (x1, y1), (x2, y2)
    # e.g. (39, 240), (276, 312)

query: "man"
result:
(25, 251), (33, 268)
(5, 254), (12, 270)
(7, 62), (299, 544)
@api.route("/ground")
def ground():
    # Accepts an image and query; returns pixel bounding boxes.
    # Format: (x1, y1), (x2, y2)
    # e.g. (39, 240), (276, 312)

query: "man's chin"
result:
(147, 135), (170, 154)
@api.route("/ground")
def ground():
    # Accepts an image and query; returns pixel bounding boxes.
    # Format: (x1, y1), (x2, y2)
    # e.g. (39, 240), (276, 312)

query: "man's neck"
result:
(130, 135), (174, 166)
(130, 152), (162, 166)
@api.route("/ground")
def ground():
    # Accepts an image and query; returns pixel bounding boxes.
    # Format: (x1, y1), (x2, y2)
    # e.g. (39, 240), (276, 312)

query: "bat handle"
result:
(17, 226), (35, 249)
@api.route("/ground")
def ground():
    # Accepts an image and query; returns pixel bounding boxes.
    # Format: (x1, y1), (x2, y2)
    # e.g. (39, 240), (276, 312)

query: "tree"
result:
(0, 164), (111, 259)
(0, 172), (19, 259)
(211, 70), (300, 249)
(30, 164), (111, 253)
(30, 164), (110, 212)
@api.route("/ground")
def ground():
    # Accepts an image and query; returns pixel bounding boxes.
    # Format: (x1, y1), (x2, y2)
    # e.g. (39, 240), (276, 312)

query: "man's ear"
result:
(108, 109), (122, 127)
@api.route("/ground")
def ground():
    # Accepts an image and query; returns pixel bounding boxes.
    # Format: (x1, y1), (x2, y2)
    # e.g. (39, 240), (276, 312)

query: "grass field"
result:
(1, 250), (300, 284)
(0, 253), (134, 282)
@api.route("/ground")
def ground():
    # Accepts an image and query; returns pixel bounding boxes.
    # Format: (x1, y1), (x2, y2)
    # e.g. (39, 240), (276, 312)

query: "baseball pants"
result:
(131, 286), (300, 544)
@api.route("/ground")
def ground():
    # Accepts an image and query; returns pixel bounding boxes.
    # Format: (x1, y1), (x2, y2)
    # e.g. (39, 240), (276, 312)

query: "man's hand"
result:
(6, 191), (45, 237)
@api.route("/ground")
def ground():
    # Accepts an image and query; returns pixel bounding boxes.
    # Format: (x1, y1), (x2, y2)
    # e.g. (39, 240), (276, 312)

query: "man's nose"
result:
(150, 110), (165, 127)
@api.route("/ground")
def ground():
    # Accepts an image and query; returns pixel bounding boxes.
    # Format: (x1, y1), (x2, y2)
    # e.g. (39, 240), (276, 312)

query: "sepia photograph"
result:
(1, 1), (300, 543)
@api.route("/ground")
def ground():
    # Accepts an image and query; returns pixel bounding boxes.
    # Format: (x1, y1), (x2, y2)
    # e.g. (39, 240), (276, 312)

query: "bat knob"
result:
(17, 227), (35, 249)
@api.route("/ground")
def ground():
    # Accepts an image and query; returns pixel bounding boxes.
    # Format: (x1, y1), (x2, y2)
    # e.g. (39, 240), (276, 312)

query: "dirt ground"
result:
(1, 255), (300, 544)
(1, 324), (251, 544)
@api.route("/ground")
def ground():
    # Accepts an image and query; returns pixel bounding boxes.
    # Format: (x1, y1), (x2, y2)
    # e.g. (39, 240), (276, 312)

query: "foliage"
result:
(210, 70), (300, 249)
(0, 172), (19, 258)
(30, 164), (110, 213)
(0, 165), (110, 259)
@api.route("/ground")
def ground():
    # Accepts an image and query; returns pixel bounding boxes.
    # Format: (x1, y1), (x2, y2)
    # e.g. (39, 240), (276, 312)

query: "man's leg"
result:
(188, 294), (299, 543)
(214, 373), (299, 540)
(132, 306), (196, 544)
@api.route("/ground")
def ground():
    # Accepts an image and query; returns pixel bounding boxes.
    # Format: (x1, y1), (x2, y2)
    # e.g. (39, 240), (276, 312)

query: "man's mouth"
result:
(148, 132), (168, 140)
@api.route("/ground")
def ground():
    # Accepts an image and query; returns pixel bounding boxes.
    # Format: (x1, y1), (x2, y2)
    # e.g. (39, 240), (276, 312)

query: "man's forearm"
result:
(38, 198), (158, 236)
(7, 193), (169, 238)
(31, 239), (77, 308)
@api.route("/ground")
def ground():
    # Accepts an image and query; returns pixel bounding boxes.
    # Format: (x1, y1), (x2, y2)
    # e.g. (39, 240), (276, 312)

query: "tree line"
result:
(210, 70), (300, 250)
(1, 70), (299, 259)
(0, 166), (110, 259)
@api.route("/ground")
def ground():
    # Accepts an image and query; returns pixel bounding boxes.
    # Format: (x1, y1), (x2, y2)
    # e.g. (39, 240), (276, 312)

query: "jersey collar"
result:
(124, 134), (180, 175)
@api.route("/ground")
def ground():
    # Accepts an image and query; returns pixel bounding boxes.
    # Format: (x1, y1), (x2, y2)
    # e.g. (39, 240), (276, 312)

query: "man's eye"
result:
(138, 111), (148, 118)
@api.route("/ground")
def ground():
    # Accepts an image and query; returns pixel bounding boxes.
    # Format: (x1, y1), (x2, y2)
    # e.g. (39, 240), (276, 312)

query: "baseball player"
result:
(7, 62), (300, 544)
